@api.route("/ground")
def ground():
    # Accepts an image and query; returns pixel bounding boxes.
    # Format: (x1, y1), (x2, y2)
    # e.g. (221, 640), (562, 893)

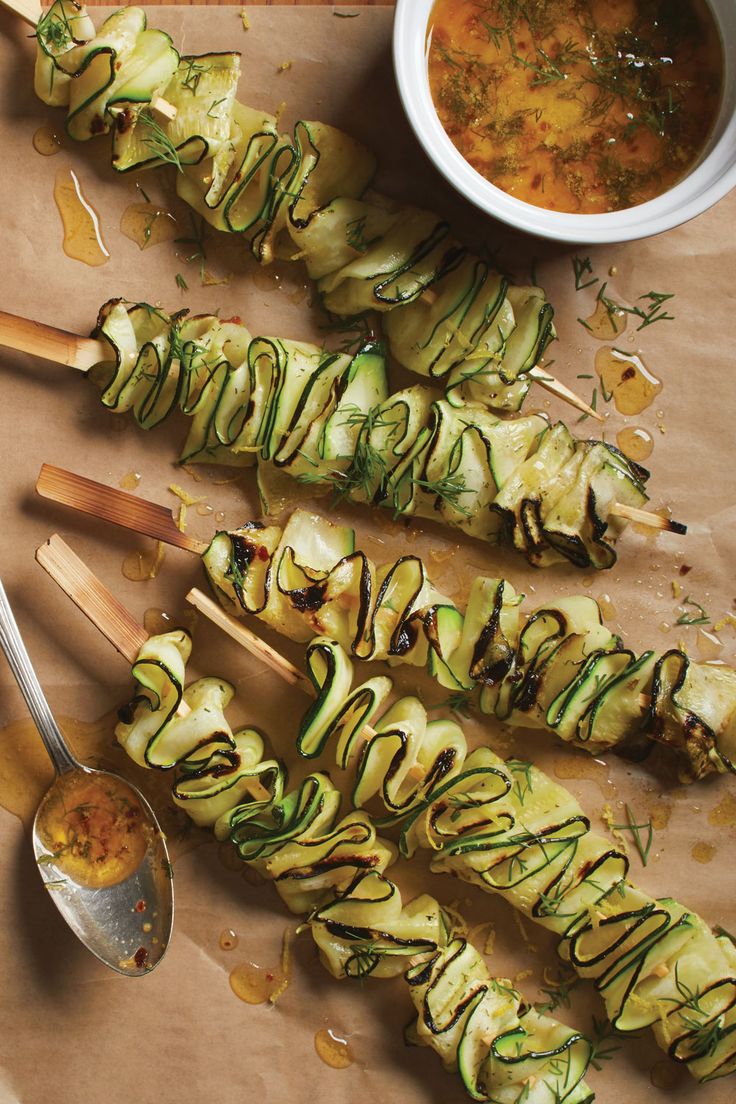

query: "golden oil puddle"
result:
(596, 593), (616, 621)
(616, 426), (654, 462)
(54, 167), (110, 267)
(33, 121), (63, 156)
(595, 348), (662, 415)
(143, 608), (173, 636)
(120, 202), (178, 250)
(648, 802), (672, 831)
(119, 470), (141, 491)
(581, 297), (627, 339)
(251, 268), (280, 293)
(650, 1059), (685, 1090)
(553, 752), (616, 799)
(696, 629), (723, 661)
(314, 1027), (354, 1069)
(691, 841), (716, 864)
(122, 542), (165, 582)
(0, 714), (195, 858)
(708, 793), (736, 827)
(229, 960), (287, 1004)
(36, 769), (149, 889)
(220, 928), (239, 951)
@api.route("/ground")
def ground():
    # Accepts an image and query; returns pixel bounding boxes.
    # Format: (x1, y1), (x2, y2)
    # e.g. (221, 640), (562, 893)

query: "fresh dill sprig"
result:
(610, 803), (654, 866)
(175, 272), (188, 290)
(409, 473), (472, 516)
(535, 967), (580, 1015)
(434, 690), (474, 718)
(676, 596), (710, 626)
(180, 57), (213, 96)
(589, 1015), (623, 1070)
(345, 215), (379, 255)
(572, 255), (599, 292)
(138, 110), (183, 173)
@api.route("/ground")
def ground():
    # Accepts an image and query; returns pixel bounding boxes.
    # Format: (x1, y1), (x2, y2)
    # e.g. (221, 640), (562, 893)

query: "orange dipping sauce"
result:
(428, 0), (723, 213)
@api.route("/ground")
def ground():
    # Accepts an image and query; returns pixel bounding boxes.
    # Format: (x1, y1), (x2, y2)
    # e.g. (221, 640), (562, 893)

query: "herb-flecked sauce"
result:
(428, 0), (723, 213)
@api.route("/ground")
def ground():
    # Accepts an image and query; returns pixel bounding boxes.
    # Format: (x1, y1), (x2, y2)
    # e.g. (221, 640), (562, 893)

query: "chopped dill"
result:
(676, 596), (710, 627)
(572, 255), (599, 292)
(175, 272), (188, 290)
(610, 803), (654, 866)
(138, 110), (183, 173)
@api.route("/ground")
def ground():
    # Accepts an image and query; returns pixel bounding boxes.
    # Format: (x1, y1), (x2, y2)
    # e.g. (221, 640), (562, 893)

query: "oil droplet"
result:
(220, 928), (239, 951)
(314, 1028), (354, 1069)
(708, 793), (736, 827)
(582, 297), (626, 339)
(288, 283), (310, 306)
(33, 121), (63, 156)
(195, 501), (214, 517)
(120, 203), (178, 250)
(54, 167), (110, 267)
(215, 511), (226, 524)
(252, 268), (280, 293)
(142, 921), (153, 933)
(691, 841), (716, 864)
(595, 348), (662, 415)
(143, 608), (172, 636)
(121, 543), (165, 582)
(596, 593), (616, 620)
(696, 628), (723, 661)
(229, 961), (285, 1004)
(553, 753), (616, 799)
(648, 802), (672, 831)
(650, 1059), (684, 1090)
(119, 470), (141, 491)
(616, 426), (654, 462)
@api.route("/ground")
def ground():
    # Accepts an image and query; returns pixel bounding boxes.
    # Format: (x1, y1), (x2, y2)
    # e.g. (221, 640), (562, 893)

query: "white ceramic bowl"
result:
(393, 0), (736, 244)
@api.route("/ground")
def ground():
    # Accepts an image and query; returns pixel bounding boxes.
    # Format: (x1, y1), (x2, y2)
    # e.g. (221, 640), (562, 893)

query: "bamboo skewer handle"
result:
(37, 464), (209, 555)
(0, 0), (41, 27)
(36, 534), (147, 664)
(528, 366), (604, 422)
(607, 502), (687, 534)
(0, 310), (108, 372)
(35, 536), (270, 801)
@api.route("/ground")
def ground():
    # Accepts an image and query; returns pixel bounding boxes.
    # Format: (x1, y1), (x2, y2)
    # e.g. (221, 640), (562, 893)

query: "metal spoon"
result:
(0, 579), (174, 976)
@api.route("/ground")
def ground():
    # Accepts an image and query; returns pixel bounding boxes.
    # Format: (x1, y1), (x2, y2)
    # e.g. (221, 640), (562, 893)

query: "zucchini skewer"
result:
(30, 475), (720, 782)
(35, 533), (595, 1104)
(0, 300), (676, 568)
(25, 0), (596, 418)
(179, 592), (736, 1085)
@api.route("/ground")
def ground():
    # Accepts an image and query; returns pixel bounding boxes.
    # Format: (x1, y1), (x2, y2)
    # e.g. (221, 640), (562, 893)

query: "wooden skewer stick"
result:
(528, 365), (604, 423)
(35, 535), (270, 802)
(607, 502), (687, 535)
(186, 588), (427, 784)
(0, 310), (108, 371)
(37, 462), (686, 552)
(37, 464), (208, 555)
(0, 305), (599, 427)
(0, 0), (42, 28)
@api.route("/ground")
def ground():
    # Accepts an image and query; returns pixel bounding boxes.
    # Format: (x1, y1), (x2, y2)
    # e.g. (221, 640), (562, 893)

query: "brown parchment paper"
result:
(0, 7), (735, 1104)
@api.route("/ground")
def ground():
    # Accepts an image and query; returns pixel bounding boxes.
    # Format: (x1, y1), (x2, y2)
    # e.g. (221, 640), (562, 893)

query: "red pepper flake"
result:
(257, 545), (270, 561)
(222, 316), (243, 325)
(531, 174), (542, 190)
(135, 899), (147, 913)
(134, 946), (149, 969)
(679, 564), (693, 576)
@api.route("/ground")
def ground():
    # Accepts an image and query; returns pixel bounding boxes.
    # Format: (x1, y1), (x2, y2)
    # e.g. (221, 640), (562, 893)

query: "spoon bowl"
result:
(33, 764), (173, 976)
(0, 579), (174, 976)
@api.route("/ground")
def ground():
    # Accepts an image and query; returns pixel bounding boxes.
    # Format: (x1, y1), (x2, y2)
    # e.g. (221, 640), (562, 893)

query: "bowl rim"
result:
(392, 0), (736, 244)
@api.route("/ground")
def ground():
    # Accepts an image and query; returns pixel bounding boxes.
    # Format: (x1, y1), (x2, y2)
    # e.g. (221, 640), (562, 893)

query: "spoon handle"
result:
(0, 579), (78, 775)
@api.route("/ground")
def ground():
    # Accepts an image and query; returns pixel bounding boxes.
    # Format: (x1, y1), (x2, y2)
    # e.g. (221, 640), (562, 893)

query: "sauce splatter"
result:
(220, 929), (239, 951)
(33, 122), (63, 156)
(122, 542), (166, 581)
(119, 470), (141, 491)
(595, 348), (662, 415)
(143, 608), (173, 636)
(708, 793), (736, 828)
(229, 960), (287, 1004)
(691, 841), (716, 864)
(120, 202), (178, 250)
(314, 1027), (354, 1069)
(54, 167), (109, 267)
(553, 752), (616, 800)
(616, 426), (654, 462)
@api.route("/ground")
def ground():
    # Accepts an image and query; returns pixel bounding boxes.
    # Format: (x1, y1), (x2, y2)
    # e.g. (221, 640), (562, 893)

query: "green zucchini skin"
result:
(93, 299), (649, 569)
(35, 5), (556, 412)
(199, 510), (735, 783)
(114, 628), (595, 1104)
